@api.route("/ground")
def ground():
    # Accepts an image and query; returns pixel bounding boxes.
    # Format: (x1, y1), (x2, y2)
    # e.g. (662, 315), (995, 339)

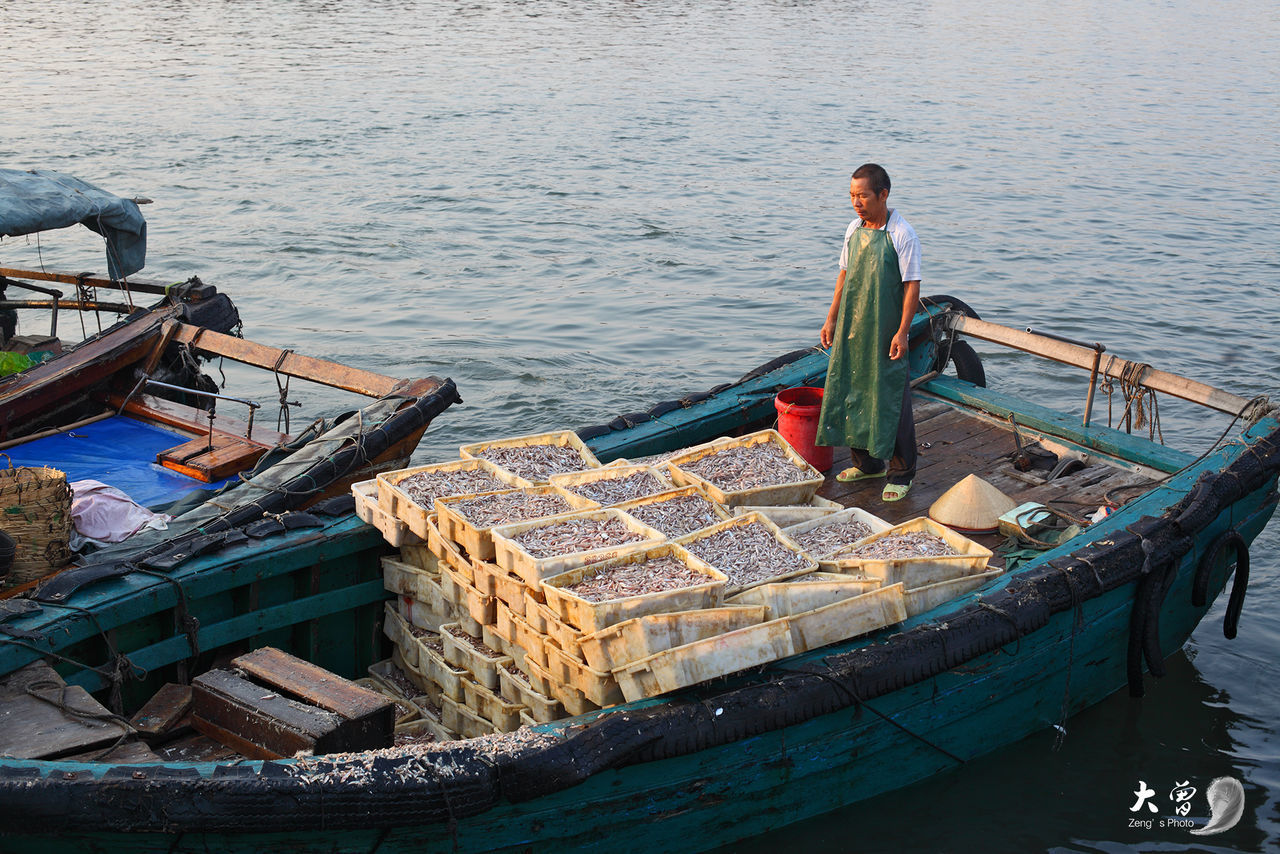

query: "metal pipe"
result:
(139, 379), (260, 414)
(0, 278), (63, 300)
(120, 377), (261, 440)
(1082, 343), (1106, 428)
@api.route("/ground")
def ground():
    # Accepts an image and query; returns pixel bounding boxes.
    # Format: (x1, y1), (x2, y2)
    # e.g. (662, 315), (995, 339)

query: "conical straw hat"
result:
(928, 474), (1016, 533)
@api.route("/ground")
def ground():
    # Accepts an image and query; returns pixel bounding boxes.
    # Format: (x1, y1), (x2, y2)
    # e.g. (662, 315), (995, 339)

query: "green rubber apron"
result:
(815, 219), (907, 459)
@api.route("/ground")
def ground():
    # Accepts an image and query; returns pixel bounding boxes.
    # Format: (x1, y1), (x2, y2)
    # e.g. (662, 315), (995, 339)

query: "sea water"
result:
(3, 1), (1278, 849)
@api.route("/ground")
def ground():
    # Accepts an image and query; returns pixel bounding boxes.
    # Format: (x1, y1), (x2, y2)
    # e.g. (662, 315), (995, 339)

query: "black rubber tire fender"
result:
(921, 294), (985, 387)
(948, 339), (987, 388)
(1194, 529), (1250, 638)
(921, 294), (981, 320)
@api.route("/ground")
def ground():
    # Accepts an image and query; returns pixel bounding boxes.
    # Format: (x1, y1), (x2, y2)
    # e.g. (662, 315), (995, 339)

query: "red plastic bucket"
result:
(774, 386), (832, 472)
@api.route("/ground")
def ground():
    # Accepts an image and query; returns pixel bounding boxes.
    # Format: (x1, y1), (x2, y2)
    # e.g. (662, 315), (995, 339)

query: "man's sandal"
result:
(835, 466), (886, 483)
(881, 482), (912, 502)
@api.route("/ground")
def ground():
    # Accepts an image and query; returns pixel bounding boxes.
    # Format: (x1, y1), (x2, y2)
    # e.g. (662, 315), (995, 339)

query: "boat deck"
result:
(818, 393), (1159, 563)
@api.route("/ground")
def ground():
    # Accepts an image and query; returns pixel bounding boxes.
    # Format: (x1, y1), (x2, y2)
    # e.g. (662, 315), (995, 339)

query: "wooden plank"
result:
(920, 377), (1193, 473)
(0, 660), (63, 694)
(63, 740), (162, 764)
(140, 318), (181, 375)
(232, 647), (394, 751)
(171, 323), (401, 398)
(0, 686), (132, 759)
(153, 732), (241, 763)
(191, 669), (343, 758)
(157, 433), (268, 482)
(233, 647), (390, 720)
(0, 266), (182, 297)
(128, 683), (192, 742)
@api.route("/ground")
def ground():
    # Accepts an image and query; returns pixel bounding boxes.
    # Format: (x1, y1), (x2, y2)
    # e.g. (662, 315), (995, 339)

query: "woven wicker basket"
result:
(0, 456), (73, 588)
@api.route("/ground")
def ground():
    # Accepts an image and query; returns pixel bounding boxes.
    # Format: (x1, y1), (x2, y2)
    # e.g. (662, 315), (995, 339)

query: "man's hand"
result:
(888, 329), (909, 360)
(820, 319), (836, 349)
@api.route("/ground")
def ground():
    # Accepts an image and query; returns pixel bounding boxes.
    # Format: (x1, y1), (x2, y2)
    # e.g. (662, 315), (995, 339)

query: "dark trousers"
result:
(849, 383), (917, 485)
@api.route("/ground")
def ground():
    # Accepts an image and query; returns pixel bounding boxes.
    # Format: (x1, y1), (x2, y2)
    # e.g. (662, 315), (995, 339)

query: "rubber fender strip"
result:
(138, 529), (251, 572)
(1127, 566), (1159, 697)
(608, 412), (651, 431)
(0, 742), (500, 834)
(309, 494), (356, 517)
(497, 712), (665, 803)
(1224, 534), (1250, 640)
(736, 347), (817, 383)
(1173, 473), (1219, 533)
(0, 624), (46, 641)
(31, 562), (137, 602)
(678, 391), (712, 406)
(0, 598), (41, 622)
(648, 399), (683, 418)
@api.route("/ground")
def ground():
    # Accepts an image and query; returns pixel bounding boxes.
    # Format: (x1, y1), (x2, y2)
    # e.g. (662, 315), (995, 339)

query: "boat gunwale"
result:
(0, 406), (1272, 813)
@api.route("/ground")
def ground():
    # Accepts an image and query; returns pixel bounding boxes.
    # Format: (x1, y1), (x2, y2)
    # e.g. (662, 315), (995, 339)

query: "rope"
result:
(1103, 394), (1268, 507)
(21, 682), (134, 759)
(33, 600), (148, 713)
(788, 666), (967, 766)
(75, 274), (90, 339)
(1116, 361), (1164, 442)
(133, 567), (202, 674)
(0, 635), (137, 690)
(1053, 568), (1084, 750)
(272, 349), (301, 433)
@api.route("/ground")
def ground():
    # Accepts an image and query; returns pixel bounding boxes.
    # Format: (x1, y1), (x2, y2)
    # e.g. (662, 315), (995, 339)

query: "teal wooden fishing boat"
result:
(0, 296), (1275, 852)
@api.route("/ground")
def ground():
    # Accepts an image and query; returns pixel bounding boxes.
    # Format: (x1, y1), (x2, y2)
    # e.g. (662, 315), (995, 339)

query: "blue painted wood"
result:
(67, 579), (389, 693)
(0, 515), (388, 697)
(922, 374), (1194, 473)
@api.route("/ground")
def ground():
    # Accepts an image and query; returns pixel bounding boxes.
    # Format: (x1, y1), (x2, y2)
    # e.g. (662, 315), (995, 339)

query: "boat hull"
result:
(0, 489), (1270, 853)
(0, 329), (1276, 851)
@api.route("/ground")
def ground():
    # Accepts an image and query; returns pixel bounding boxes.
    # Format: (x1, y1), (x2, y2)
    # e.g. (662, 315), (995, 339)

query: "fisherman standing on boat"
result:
(816, 163), (921, 502)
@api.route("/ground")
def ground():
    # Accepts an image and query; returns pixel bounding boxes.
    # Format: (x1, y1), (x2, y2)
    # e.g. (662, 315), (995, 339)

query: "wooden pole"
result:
(170, 322), (401, 398)
(946, 314), (1255, 417)
(0, 266), (172, 297)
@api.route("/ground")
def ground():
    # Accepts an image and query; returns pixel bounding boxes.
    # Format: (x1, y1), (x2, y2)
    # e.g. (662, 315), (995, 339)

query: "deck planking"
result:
(816, 393), (1158, 559)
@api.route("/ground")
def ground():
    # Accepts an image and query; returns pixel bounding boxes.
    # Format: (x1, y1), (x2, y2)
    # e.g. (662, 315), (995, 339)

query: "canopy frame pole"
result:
(944, 314), (1254, 418)
(168, 322), (400, 399)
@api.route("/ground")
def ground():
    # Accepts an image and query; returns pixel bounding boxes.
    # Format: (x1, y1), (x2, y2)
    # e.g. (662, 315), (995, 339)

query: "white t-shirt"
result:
(838, 209), (922, 283)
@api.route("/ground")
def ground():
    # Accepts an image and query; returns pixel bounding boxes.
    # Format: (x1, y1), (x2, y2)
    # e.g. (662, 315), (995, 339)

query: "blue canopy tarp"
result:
(0, 168), (146, 279)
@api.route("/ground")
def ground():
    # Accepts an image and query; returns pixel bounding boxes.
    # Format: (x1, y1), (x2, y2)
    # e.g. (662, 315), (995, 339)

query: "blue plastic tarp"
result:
(3, 416), (235, 509)
(0, 168), (147, 279)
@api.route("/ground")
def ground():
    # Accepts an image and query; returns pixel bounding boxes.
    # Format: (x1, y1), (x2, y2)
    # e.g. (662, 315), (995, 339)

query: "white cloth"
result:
(68, 480), (172, 548)
(838, 209), (922, 283)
